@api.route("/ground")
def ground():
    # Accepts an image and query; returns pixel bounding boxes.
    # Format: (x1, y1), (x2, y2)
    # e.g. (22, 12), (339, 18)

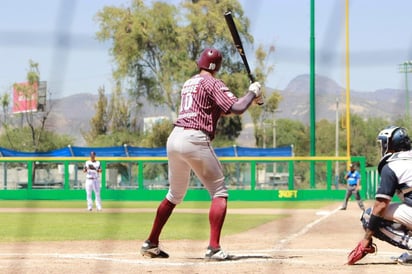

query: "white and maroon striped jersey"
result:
(174, 74), (238, 139)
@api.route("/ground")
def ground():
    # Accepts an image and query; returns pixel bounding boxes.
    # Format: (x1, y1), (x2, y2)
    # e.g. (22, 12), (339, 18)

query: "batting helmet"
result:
(377, 126), (411, 156)
(197, 48), (222, 73)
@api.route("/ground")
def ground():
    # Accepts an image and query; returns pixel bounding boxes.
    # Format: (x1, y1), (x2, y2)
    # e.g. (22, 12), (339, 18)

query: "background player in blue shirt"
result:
(340, 163), (365, 211)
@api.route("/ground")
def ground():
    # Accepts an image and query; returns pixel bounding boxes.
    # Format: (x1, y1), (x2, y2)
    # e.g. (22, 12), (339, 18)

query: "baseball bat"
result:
(224, 10), (263, 105)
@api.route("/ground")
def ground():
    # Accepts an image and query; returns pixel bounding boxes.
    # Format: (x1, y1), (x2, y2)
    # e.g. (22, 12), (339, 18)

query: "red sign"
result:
(12, 82), (38, 113)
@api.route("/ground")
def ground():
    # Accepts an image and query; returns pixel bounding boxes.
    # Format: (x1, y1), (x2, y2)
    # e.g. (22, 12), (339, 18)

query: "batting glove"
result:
(248, 82), (262, 97)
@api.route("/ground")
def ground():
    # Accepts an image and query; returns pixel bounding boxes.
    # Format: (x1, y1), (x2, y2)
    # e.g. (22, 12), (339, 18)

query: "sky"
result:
(1, 0), (412, 99)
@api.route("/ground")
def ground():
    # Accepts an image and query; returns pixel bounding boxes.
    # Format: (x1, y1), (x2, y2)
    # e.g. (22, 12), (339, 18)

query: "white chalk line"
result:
(274, 207), (341, 249)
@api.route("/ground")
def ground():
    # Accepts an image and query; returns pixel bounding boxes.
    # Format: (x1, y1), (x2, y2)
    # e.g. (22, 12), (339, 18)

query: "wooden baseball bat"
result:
(224, 10), (263, 105)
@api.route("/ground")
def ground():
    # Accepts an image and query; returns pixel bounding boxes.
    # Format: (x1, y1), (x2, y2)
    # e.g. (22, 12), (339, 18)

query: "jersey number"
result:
(180, 85), (196, 111)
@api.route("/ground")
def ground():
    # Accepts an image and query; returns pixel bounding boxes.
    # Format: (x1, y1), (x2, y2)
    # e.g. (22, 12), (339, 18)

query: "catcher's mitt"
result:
(347, 240), (377, 265)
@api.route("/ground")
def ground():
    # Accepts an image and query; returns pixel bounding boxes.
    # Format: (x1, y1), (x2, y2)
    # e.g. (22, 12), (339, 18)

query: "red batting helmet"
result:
(197, 48), (222, 73)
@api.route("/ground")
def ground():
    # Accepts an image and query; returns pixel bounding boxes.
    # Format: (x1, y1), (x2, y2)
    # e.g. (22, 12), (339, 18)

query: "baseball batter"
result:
(140, 48), (262, 260)
(83, 151), (102, 211)
(348, 126), (412, 265)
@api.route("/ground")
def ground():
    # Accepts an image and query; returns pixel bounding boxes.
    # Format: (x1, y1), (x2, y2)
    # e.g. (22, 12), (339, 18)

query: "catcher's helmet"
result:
(377, 126), (411, 156)
(197, 48), (222, 73)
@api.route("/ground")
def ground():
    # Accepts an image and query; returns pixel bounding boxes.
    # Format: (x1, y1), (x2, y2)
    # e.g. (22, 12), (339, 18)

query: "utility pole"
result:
(272, 110), (281, 174)
(335, 97), (339, 189)
(309, 0), (316, 188)
(399, 61), (412, 122)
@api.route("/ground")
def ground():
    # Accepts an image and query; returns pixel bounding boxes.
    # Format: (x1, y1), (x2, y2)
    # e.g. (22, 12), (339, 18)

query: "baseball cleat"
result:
(205, 246), (229, 261)
(140, 240), (169, 258)
(396, 252), (412, 265)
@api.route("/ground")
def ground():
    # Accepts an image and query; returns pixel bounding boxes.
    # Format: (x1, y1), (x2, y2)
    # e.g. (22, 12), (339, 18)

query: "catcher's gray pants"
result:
(362, 205), (412, 250)
(341, 185), (365, 210)
(382, 203), (412, 231)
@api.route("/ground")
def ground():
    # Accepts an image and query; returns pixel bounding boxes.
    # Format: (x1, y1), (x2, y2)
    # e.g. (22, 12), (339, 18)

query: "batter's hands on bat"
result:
(248, 82), (262, 97)
(254, 95), (264, 105)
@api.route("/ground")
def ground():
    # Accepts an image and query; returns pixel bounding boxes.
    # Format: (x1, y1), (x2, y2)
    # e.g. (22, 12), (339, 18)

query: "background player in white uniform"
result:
(348, 126), (412, 265)
(83, 151), (102, 211)
(140, 48), (262, 260)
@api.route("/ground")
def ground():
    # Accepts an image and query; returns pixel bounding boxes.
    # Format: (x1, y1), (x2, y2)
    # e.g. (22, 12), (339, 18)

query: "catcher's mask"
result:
(377, 126), (411, 156)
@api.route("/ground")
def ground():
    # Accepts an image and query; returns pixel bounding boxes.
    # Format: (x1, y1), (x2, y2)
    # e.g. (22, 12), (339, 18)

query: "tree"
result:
(315, 119), (332, 154)
(107, 81), (131, 132)
(0, 127), (73, 152)
(214, 114), (243, 147)
(94, 0), (272, 145)
(83, 86), (109, 145)
(83, 83), (144, 147)
(13, 60), (41, 147)
(244, 45), (279, 147)
(0, 93), (10, 125)
(0, 60), (74, 152)
(140, 119), (174, 148)
(348, 115), (389, 166)
(276, 119), (309, 156)
(95, 2), (189, 116)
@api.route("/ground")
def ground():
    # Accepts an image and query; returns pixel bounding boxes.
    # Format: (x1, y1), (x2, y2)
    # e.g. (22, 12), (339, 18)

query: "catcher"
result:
(348, 126), (412, 265)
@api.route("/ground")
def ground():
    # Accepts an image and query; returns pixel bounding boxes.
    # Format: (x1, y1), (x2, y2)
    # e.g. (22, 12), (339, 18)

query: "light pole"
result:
(272, 110), (281, 174)
(399, 61), (412, 121)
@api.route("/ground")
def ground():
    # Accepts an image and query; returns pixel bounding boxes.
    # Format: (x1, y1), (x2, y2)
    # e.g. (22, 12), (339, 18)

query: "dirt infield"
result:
(0, 202), (407, 274)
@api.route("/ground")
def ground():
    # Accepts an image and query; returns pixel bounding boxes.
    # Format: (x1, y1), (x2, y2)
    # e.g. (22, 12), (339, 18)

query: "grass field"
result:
(0, 200), (331, 242)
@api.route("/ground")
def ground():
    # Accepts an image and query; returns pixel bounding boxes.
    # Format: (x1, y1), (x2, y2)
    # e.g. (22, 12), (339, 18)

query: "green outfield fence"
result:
(0, 156), (378, 201)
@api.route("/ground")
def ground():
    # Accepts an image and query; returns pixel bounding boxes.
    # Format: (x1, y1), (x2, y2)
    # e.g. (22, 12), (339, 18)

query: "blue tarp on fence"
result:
(0, 147), (71, 157)
(0, 145), (293, 157)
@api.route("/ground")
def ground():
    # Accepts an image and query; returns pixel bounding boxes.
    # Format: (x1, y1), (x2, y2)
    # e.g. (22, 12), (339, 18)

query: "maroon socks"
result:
(148, 198), (176, 245)
(208, 197), (227, 249)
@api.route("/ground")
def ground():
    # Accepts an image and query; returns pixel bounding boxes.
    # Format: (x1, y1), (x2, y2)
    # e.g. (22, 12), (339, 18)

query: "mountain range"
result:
(45, 74), (407, 146)
(278, 74), (404, 124)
